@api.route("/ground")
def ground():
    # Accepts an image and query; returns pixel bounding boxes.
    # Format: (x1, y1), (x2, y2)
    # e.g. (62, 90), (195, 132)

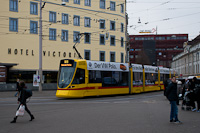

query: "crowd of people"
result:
(164, 76), (200, 124)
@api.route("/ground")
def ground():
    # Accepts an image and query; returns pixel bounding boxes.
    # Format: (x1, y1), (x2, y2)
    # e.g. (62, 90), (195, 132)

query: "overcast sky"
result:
(126, 0), (200, 40)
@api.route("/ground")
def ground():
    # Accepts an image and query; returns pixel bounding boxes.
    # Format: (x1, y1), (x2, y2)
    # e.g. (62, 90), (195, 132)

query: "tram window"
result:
(161, 74), (169, 81)
(72, 68), (85, 84)
(89, 70), (102, 83)
(145, 73), (157, 85)
(112, 71), (120, 84)
(101, 71), (128, 87)
(119, 72), (128, 86)
(133, 72), (143, 86)
(102, 71), (118, 87)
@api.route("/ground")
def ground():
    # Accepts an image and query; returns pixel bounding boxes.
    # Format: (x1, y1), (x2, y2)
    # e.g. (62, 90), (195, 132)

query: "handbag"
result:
(16, 105), (25, 117)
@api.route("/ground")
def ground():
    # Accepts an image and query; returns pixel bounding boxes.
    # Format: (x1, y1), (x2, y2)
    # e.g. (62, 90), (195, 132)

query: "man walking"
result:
(166, 76), (182, 124)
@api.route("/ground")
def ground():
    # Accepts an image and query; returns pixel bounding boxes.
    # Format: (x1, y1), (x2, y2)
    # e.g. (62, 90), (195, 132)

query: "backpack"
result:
(25, 89), (32, 99)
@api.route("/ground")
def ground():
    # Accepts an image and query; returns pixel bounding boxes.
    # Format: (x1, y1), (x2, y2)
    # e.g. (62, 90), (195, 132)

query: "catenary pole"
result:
(39, 0), (43, 91)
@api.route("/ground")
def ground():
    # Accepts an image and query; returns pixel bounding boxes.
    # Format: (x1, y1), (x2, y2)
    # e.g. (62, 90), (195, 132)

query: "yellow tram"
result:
(56, 59), (172, 98)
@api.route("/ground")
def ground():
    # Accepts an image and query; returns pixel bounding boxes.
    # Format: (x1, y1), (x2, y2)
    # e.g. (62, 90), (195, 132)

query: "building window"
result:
(30, 2), (38, 15)
(156, 37), (165, 40)
(100, 19), (105, 29)
(110, 35), (115, 46)
(74, 0), (80, 4)
(9, 18), (18, 32)
(49, 28), (56, 40)
(121, 37), (124, 47)
(100, 0), (105, 9)
(121, 4), (124, 13)
(73, 31), (80, 42)
(100, 51), (105, 61)
(110, 21), (115, 30)
(84, 50), (90, 60)
(110, 1), (115, 11)
(121, 53), (124, 63)
(62, 0), (69, 2)
(85, 0), (91, 6)
(30, 21), (38, 34)
(49, 11), (56, 23)
(121, 23), (124, 32)
(9, 0), (18, 12)
(74, 15), (80, 26)
(84, 17), (91, 27)
(61, 30), (68, 42)
(130, 55), (134, 59)
(85, 33), (90, 44)
(62, 13), (68, 24)
(135, 49), (141, 51)
(158, 52), (162, 55)
(100, 34), (105, 45)
(110, 52), (115, 62)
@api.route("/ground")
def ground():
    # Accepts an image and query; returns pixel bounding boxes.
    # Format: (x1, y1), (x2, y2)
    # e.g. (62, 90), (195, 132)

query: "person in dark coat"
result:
(10, 81), (34, 123)
(190, 77), (200, 112)
(196, 88), (200, 112)
(166, 76), (181, 123)
(189, 77), (197, 111)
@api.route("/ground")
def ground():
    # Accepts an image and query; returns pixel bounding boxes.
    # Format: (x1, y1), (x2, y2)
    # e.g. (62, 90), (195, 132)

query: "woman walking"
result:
(10, 81), (34, 123)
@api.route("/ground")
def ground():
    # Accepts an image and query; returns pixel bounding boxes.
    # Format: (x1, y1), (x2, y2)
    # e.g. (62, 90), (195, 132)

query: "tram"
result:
(56, 59), (172, 98)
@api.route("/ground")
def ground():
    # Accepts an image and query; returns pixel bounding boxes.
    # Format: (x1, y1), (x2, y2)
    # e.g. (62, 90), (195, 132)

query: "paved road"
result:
(0, 91), (200, 133)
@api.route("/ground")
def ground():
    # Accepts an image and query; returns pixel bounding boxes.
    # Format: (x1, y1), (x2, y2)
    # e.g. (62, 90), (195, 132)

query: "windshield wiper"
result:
(60, 73), (73, 88)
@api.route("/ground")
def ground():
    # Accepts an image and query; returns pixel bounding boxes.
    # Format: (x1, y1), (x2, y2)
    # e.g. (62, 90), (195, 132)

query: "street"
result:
(0, 91), (200, 133)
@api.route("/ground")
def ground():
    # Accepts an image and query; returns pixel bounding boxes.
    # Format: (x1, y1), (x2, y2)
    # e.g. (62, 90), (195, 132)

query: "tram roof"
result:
(159, 67), (170, 74)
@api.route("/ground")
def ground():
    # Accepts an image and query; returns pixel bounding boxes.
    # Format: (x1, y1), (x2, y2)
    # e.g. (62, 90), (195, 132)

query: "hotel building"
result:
(0, 0), (127, 84)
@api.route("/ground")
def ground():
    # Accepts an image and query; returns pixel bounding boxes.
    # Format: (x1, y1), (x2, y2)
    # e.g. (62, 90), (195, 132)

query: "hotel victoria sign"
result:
(8, 48), (76, 58)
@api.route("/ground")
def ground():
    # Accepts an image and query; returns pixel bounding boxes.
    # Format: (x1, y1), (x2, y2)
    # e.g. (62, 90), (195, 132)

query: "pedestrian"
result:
(189, 77), (197, 111)
(165, 76), (182, 124)
(182, 79), (189, 99)
(10, 81), (34, 123)
(191, 77), (200, 112)
(196, 89), (200, 112)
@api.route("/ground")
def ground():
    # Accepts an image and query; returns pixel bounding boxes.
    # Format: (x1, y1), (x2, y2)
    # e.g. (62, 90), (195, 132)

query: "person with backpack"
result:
(10, 81), (34, 123)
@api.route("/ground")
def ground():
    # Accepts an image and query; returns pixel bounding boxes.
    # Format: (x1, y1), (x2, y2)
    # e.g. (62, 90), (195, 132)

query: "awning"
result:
(0, 63), (18, 67)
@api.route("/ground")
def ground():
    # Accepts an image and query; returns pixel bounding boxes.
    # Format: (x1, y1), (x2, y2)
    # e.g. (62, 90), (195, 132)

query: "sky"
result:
(126, 0), (200, 40)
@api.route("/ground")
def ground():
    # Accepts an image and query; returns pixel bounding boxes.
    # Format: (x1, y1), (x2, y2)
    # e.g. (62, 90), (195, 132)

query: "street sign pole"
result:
(39, 0), (43, 91)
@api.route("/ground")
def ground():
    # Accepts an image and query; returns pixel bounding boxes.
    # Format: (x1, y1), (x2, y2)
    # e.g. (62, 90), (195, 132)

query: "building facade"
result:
(172, 35), (200, 78)
(0, 0), (127, 83)
(129, 34), (188, 68)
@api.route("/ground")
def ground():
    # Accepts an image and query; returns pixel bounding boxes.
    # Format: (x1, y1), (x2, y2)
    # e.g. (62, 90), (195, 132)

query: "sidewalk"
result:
(0, 90), (57, 98)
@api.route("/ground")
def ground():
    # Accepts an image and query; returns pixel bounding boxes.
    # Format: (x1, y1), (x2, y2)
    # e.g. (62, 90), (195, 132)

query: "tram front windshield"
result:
(58, 62), (76, 88)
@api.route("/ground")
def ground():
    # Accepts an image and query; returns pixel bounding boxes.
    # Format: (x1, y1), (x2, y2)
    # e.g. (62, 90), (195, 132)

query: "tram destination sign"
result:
(60, 60), (74, 67)
(87, 61), (129, 72)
